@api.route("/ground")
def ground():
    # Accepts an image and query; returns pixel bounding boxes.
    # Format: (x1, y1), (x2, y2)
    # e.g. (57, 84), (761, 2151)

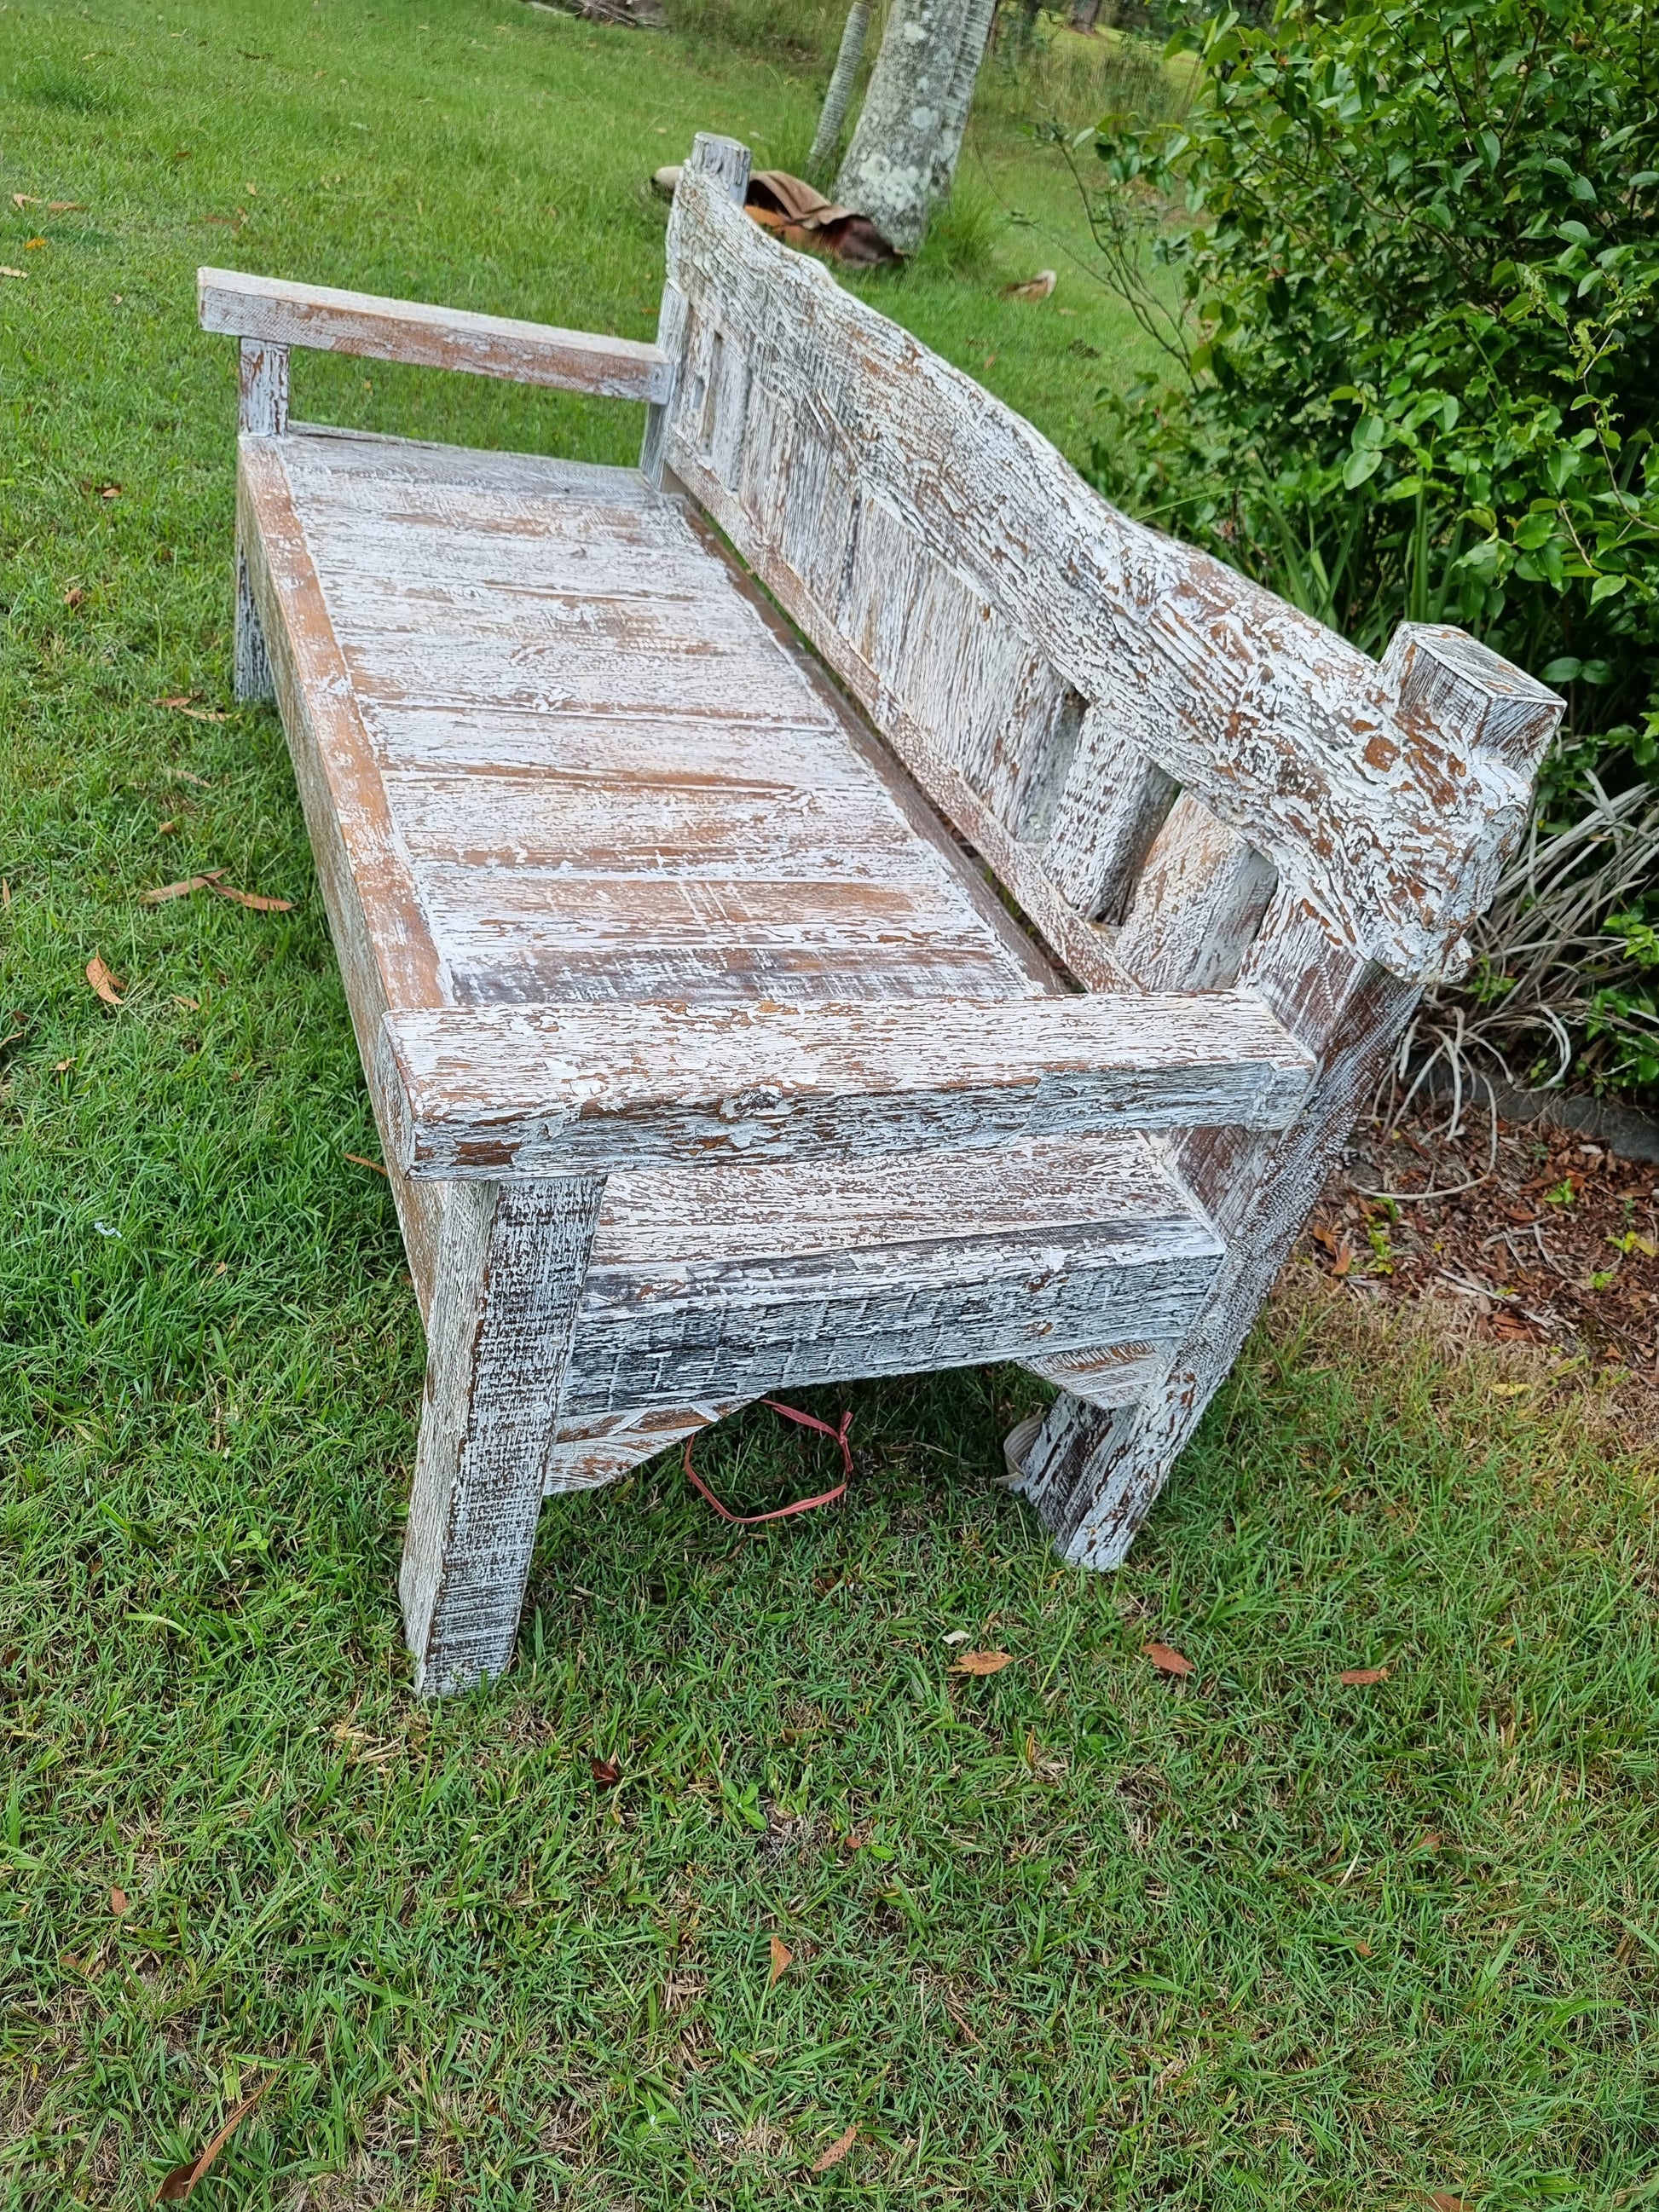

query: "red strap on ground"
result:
(683, 1398), (853, 1526)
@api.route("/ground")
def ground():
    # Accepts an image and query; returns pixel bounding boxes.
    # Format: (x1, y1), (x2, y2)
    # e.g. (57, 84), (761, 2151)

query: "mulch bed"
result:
(1298, 1103), (1659, 1396)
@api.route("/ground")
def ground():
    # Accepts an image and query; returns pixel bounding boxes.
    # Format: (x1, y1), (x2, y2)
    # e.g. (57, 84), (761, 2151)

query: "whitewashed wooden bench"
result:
(200, 134), (1561, 1695)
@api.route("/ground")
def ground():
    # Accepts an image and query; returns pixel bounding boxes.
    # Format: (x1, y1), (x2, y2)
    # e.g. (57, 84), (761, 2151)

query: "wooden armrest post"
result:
(233, 340), (288, 703)
(643, 135), (750, 488)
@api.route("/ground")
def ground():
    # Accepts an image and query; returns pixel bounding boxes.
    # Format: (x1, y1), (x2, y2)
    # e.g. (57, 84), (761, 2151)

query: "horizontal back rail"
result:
(199, 267), (672, 403)
(656, 138), (1563, 985)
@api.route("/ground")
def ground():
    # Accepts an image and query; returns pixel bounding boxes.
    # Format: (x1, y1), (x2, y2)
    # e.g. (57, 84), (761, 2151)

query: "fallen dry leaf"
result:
(1142, 1641), (1194, 1678)
(139, 871), (225, 905)
(1428, 2196), (1468, 2212)
(209, 881), (293, 913)
(949, 1649), (1014, 1676)
(344, 1152), (388, 1176)
(1353, 1938), (1374, 1957)
(63, 586), (86, 609)
(1339, 1666), (1390, 1687)
(0, 268), (27, 281)
(768, 1933), (792, 1984)
(156, 696), (228, 723)
(591, 1757), (621, 1788)
(1331, 1235), (1355, 1279)
(109, 1886), (130, 1915)
(49, 200), (87, 212)
(810, 2123), (858, 2174)
(157, 2079), (269, 2201)
(173, 996), (199, 1011)
(1003, 269), (1056, 301)
(11, 194), (38, 207)
(85, 955), (124, 1006)
(25, 238), (46, 251)
(98, 482), (121, 500)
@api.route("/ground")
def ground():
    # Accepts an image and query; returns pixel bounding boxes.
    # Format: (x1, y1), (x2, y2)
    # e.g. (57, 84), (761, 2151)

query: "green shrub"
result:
(1079, 0), (1659, 1096)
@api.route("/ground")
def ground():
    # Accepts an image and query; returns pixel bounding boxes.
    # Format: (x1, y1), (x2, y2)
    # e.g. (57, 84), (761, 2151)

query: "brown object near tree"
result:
(197, 135), (1561, 1695)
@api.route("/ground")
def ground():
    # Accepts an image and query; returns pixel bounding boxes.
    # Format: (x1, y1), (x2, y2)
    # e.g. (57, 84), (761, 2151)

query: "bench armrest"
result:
(378, 995), (1315, 1180)
(198, 267), (672, 402)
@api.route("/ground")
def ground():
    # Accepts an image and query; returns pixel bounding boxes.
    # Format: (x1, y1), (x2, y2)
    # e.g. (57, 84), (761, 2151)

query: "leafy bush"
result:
(1078, 0), (1659, 1095)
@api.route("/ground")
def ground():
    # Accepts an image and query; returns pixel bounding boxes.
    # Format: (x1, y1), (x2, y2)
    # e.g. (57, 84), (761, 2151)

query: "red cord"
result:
(682, 1399), (853, 1525)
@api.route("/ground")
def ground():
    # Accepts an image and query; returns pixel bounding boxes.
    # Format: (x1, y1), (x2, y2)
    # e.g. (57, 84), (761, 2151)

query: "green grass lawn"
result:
(3, 3), (1658, 2206)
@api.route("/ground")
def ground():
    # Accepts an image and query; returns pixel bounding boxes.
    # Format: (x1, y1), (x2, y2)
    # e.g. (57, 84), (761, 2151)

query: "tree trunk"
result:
(809, 3), (872, 178)
(835, 0), (991, 255)
(931, 0), (998, 203)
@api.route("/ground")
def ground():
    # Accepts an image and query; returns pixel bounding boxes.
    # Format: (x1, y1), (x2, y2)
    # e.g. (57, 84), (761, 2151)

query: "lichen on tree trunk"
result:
(834, 0), (993, 254)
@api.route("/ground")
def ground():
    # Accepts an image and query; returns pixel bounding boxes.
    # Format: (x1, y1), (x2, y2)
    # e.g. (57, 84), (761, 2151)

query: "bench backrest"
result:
(651, 136), (1561, 994)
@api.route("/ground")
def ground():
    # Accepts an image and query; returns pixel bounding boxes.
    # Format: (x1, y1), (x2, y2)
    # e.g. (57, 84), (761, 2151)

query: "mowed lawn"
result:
(3, 2), (1657, 2206)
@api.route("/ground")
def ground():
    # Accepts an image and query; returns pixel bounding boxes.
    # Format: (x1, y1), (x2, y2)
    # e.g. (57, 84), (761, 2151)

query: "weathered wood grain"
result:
(379, 992), (1315, 1178)
(200, 266), (672, 401)
(565, 1142), (1222, 1415)
(1113, 795), (1278, 993)
(661, 139), (1564, 983)
(545, 1400), (747, 1494)
(273, 424), (1052, 1012)
(401, 1176), (604, 1695)
(236, 434), (449, 1315)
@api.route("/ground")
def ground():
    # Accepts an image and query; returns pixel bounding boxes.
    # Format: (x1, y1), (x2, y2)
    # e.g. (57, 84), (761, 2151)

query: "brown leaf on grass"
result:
(139, 871), (225, 905)
(591, 1757), (621, 1788)
(155, 696), (228, 723)
(157, 2079), (269, 2201)
(25, 238), (46, 251)
(1353, 1938), (1374, 1957)
(209, 881), (293, 913)
(949, 1649), (1014, 1676)
(110, 1886), (130, 1915)
(1003, 269), (1056, 301)
(49, 201), (87, 213)
(344, 1152), (388, 1176)
(86, 956), (124, 1006)
(1331, 1236), (1355, 1279)
(63, 586), (87, 609)
(11, 194), (38, 207)
(768, 1934), (792, 1984)
(1428, 2196), (1468, 2212)
(1339, 1666), (1390, 1686)
(810, 2123), (858, 2174)
(1142, 1641), (1194, 1678)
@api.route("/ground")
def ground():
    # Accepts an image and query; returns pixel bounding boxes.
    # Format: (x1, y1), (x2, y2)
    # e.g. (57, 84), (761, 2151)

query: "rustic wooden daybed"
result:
(199, 135), (1561, 1695)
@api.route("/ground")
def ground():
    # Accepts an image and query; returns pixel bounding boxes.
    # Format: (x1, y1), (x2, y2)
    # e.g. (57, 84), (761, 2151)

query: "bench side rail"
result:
(378, 994), (1315, 1180)
(198, 266), (673, 421)
(655, 137), (1562, 986)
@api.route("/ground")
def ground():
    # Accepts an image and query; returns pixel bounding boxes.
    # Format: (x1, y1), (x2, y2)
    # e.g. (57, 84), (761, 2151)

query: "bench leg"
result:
(400, 1176), (604, 1696)
(1012, 954), (1419, 1568)
(234, 543), (275, 704)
